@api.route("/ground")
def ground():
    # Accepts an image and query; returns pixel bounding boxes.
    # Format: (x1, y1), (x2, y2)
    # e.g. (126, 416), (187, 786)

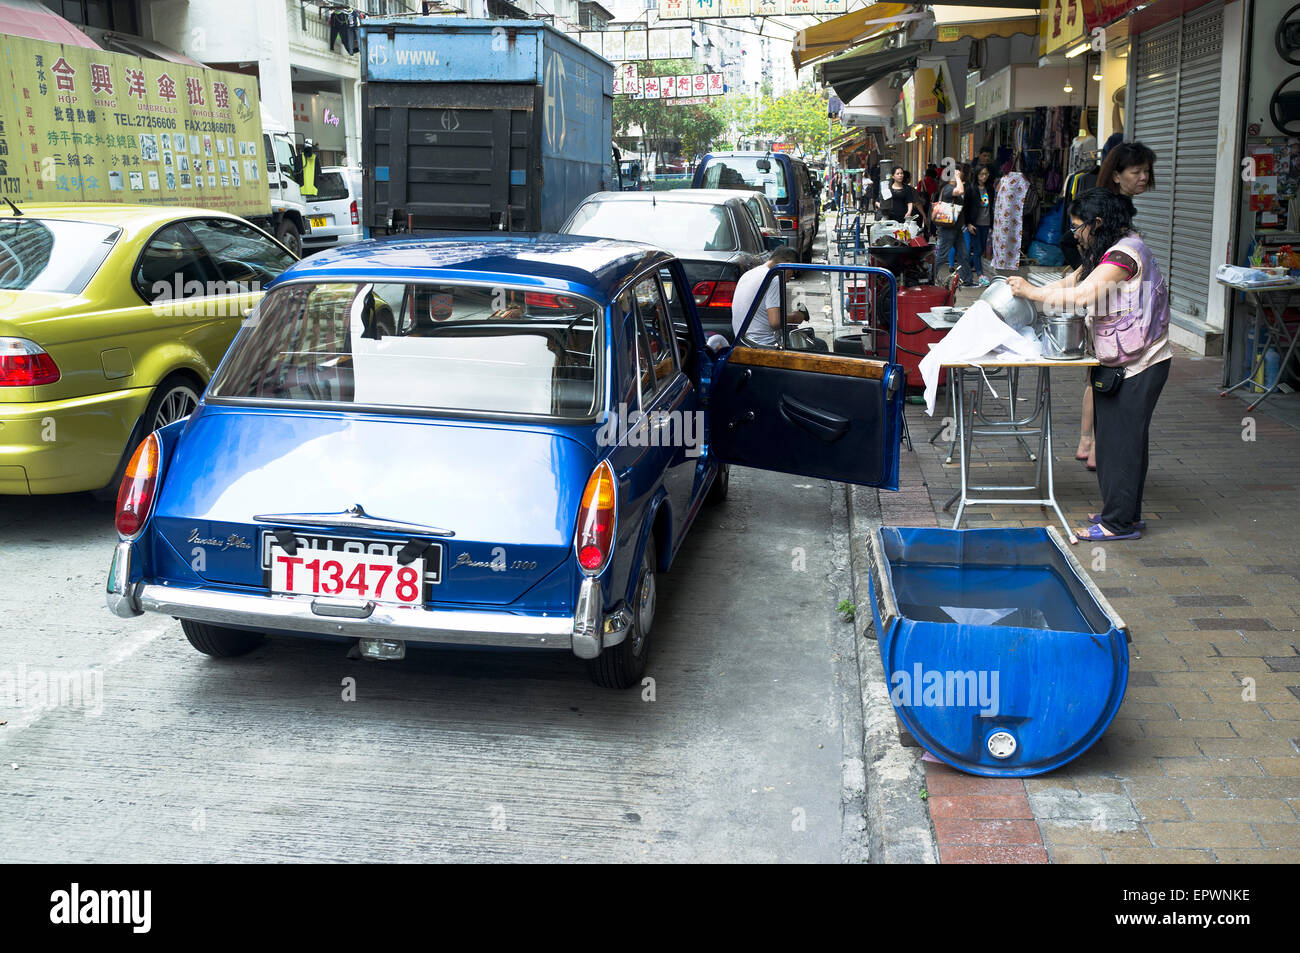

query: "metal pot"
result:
(978, 277), (1038, 331)
(1040, 313), (1088, 360)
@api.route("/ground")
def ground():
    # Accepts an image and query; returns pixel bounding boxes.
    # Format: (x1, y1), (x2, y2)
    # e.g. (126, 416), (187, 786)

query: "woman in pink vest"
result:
(1008, 188), (1172, 541)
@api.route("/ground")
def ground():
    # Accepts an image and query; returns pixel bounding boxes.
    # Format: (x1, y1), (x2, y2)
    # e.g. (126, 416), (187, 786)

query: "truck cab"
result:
(257, 109), (311, 256)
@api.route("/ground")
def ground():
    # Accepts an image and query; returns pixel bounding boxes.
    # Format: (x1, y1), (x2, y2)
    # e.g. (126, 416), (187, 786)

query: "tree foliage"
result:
(754, 85), (831, 155)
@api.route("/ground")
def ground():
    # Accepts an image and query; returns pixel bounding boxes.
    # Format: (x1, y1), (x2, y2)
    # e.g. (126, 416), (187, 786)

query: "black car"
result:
(561, 190), (783, 341)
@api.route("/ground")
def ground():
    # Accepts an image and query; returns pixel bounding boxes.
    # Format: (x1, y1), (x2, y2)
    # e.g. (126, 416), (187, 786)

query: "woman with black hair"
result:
(933, 163), (976, 286)
(1097, 141), (1157, 215)
(1074, 140), (1158, 470)
(878, 166), (920, 222)
(1008, 188), (1172, 541)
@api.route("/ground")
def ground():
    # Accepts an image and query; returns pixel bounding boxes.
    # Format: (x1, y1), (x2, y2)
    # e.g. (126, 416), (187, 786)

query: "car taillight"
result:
(707, 280), (736, 308)
(691, 280), (736, 309)
(350, 200), (359, 225)
(778, 218), (797, 230)
(115, 433), (160, 539)
(575, 460), (616, 574)
(0, 338), (60, 386)
(524, 292), (578, 309)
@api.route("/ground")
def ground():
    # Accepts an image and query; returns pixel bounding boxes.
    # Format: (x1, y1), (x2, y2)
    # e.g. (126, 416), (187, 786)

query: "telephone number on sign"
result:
(114, 114), (178, 129)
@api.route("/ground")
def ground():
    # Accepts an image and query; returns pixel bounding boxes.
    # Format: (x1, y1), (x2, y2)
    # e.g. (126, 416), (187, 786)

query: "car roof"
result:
(578, 190), (745, 206)
(269, 233), (673, 303)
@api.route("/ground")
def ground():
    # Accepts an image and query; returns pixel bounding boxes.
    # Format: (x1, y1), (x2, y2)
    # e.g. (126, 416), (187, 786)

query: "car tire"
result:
(587, 536), (655, 690)
(800, 235), (813, 264)
(832, 333), (870, 357)
(705, 462), (729, 505)
(276, 220), (302, 257)
(91, 373), (201, 502)
(180, 619), (264, 658)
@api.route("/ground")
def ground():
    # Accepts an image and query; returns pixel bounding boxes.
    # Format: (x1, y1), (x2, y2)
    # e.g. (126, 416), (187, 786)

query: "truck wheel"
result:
(587, 537), (655, 689)
(276, 220), (302, 257)
(181, 620), (264, 658)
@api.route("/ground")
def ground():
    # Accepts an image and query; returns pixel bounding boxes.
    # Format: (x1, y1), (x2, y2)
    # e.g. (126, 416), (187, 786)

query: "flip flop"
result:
(1089, 514), (1145, 531)
(1077, 523), (1140, 541)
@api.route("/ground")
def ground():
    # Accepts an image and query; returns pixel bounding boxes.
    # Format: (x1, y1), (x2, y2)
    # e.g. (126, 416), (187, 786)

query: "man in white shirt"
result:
(731, 247), (799, 347)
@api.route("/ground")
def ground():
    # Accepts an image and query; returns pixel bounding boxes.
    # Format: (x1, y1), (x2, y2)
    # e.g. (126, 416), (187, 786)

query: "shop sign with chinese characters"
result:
(1039, 0), (1086, 57)
(657, 0), (848, 16)
(0, 35), (268, 214)
(618, 73), (725, 98)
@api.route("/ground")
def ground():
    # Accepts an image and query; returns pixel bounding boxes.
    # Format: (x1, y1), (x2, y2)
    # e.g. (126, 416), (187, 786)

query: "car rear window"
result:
(0, 218), (121, 293)
(209, 281), (602, 418)
(567, 200), (736, 251)
(313, 172), (350, 202)
(701, 157), (788, 201)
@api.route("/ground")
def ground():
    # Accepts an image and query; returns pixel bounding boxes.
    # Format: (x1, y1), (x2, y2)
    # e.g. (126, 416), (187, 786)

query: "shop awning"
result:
(931, 6), (1041, 41)
(0, 0), (101, 49)
(817, 36), (923, 104)
(100, 33), (204, 67)
(791, 3), (917, 72)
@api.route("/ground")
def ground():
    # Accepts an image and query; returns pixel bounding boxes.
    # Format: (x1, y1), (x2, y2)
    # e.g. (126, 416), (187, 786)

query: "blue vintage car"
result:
(106, 235), (903, 687)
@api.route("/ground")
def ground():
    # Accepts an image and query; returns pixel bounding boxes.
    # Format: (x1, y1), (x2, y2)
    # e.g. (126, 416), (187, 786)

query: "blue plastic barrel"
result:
(868, 526), (1130, 777)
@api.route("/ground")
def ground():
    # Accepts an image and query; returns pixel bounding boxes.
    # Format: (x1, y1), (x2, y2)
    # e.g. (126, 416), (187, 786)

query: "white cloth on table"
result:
(918, 300), (1044, 416)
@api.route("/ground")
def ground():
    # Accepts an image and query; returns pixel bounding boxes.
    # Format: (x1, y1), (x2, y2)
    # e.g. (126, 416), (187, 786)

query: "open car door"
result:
(709, 263), (905, 490)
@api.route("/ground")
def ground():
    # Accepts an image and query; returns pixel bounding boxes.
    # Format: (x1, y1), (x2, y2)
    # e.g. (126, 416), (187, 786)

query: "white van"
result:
(302, 166), (365, 252)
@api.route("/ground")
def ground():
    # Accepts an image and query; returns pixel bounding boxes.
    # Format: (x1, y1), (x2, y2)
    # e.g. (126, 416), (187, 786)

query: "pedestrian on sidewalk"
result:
(1008, 188), (1171, 541)
(967, 164), (995, 287)
(933, 163), (976, 286)
(1076, 141), (1159, 470)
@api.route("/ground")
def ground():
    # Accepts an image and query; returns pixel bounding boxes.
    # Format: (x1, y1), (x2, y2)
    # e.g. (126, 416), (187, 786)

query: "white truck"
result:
(252, 108), (312, 256)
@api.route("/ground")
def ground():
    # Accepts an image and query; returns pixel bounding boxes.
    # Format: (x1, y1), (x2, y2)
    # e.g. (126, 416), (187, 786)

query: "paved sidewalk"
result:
(871, 346), (1300, 862)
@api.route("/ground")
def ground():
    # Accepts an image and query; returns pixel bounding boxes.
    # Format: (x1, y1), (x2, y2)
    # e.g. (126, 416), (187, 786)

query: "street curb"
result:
(845, 483), (939, 864)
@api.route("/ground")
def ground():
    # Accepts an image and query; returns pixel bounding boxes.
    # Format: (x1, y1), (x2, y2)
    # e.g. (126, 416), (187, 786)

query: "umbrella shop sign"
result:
(292, 91), (346, 152)
(0, 34), (268, 214)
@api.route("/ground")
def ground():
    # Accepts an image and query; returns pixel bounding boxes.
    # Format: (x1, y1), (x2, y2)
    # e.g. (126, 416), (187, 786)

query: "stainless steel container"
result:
(977, 277), (1038, 331)
(1040, 313), (1088, 360)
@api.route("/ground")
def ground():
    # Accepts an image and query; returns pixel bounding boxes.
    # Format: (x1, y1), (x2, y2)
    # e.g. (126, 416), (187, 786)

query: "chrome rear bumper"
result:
(107, 541), (630, 658)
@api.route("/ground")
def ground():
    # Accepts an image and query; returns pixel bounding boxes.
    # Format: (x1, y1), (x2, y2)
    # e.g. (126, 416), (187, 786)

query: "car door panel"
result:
(711, 264), (903, 491)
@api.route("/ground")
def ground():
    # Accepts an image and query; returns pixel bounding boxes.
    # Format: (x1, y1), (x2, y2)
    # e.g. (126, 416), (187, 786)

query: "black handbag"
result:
(1091, 364), (1125, 394)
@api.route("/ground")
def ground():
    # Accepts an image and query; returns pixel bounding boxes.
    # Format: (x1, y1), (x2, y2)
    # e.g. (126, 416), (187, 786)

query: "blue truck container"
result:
(360, 18), (614, 233)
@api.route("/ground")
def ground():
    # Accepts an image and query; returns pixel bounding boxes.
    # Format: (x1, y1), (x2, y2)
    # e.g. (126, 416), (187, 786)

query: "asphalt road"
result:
(0, 467), (866, 864)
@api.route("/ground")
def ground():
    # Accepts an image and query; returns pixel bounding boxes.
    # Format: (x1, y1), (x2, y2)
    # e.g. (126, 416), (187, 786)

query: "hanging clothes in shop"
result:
(990, 171), (1030, 270)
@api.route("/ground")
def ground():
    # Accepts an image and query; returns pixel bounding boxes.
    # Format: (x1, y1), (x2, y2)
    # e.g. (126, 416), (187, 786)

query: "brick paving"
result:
(881, 344), (1300, 863)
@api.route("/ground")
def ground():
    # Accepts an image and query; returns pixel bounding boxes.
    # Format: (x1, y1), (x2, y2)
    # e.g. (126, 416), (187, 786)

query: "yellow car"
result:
(0, 204), (297, 495)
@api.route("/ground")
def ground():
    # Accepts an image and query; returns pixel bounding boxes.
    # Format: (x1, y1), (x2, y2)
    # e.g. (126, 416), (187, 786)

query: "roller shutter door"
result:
(1131, 2), (1223, 320)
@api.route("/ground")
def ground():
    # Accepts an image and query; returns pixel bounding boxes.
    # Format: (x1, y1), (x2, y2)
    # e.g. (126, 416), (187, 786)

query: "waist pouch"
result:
(1091, 364), (1125, 394)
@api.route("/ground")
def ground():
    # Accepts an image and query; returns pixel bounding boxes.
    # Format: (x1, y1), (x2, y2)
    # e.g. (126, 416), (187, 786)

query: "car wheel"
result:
(587, 536), (655, 689)
(276, 220), (302, 257)
(180, 619), (264, 658)
(706, 462), (730, 505)
(832, 333), (870, 357)
(147, 374), (201, 431)
(800, 235), (813, 264)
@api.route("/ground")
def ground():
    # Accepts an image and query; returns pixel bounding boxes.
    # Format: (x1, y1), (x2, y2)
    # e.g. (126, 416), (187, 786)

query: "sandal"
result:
(1076, 523), (1140, 541)
(1089, 514), (1145, 531)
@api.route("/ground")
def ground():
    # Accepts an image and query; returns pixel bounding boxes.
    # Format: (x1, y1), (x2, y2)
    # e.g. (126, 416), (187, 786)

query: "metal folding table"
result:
(1217, 277), (1300, 411)
(939, 353), (1099, 545)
